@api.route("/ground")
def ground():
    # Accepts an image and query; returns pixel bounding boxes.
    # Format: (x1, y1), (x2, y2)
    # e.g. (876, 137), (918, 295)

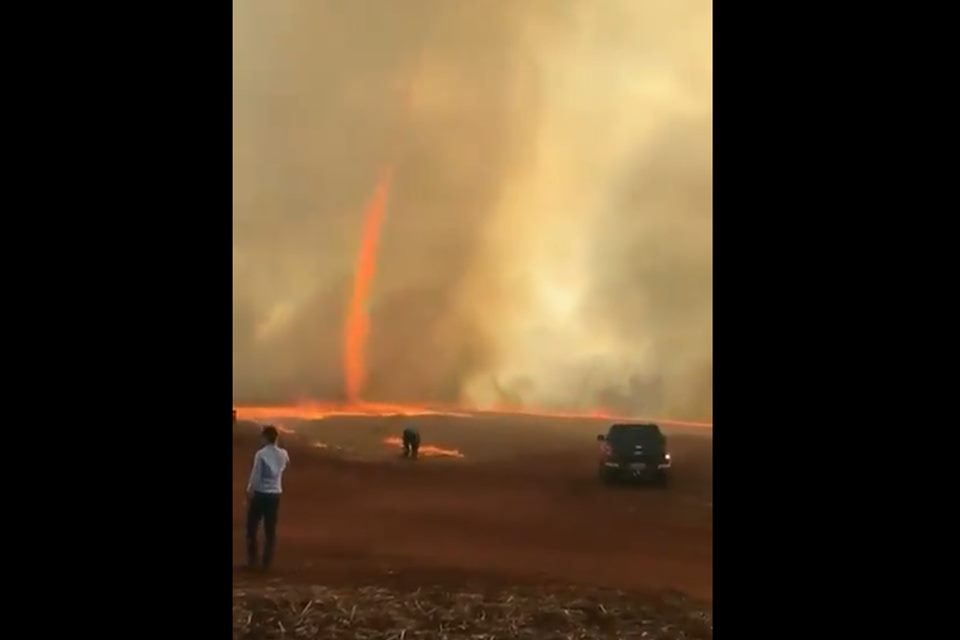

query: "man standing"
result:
(246, 425), (289, 570)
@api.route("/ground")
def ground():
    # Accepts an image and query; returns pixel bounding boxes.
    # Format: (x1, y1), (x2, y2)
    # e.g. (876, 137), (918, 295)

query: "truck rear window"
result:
(608, 424), (663, 445)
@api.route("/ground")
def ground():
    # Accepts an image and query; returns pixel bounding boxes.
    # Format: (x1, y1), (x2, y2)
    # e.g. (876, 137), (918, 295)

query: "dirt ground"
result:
(233, 415), (712, 600)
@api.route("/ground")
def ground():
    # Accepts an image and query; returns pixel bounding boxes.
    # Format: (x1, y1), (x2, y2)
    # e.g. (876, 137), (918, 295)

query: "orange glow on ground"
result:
(383, 436), (465, 459)
(235, 402), (472, 422)
(233, 403), (711, 429)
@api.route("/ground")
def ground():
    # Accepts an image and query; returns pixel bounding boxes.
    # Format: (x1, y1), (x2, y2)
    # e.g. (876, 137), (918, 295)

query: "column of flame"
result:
(343, 165), (393, 403)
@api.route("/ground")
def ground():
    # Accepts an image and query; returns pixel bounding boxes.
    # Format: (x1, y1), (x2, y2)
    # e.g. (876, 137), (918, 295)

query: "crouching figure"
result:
(402, 426), (421, 459)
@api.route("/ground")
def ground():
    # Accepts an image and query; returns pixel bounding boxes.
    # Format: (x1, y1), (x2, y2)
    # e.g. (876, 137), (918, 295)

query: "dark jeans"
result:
(246, 492), (280, 568)
(402, 432), (420, 459)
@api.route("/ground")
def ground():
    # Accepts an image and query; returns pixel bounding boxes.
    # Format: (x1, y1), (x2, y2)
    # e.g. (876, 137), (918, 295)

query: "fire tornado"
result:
(236, 166), (713, 428)
(236, 165), (713, 429)
(343, 165), (393, 403)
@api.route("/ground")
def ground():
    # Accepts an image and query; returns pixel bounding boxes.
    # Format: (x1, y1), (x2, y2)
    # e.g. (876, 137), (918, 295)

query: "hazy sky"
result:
(233, 0), (712, 420)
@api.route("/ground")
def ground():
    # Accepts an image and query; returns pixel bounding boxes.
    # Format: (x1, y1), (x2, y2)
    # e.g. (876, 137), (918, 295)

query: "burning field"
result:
(231, 143), (711, 433)
(234, 0), (713, 426)
(233, 1), (712, 636)
(231, 166), (712, 631)
(231, 135), (712, 433)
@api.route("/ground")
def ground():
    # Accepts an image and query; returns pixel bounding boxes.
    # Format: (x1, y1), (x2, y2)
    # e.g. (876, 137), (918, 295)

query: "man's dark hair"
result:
(262, 425), (279, 444)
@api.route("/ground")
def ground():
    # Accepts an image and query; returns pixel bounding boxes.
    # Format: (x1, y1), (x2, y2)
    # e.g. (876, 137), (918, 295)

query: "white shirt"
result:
(247, 444), (290, 494)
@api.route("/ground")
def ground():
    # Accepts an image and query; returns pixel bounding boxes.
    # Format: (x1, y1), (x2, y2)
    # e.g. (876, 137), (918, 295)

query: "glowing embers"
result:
(383, 436), (464, 459)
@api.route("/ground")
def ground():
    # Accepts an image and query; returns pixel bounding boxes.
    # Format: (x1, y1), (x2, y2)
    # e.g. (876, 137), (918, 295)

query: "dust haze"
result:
(233, 0), (712, 420)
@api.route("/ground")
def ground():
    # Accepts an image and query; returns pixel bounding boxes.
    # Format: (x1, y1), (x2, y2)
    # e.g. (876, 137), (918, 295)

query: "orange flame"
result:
(475, 406), (713, 429)
(343, 166), (393, 403)
(233, 403), (711, 428)
(236, 401), (471, 422)
(383, 436), (465, 458)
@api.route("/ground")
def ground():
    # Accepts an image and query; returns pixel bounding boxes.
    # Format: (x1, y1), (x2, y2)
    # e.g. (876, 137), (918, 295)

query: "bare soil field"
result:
(232, 414), (712, 603)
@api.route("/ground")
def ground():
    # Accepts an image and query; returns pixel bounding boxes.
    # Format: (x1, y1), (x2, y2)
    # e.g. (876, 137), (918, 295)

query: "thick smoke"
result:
(233, 0), (712, 420)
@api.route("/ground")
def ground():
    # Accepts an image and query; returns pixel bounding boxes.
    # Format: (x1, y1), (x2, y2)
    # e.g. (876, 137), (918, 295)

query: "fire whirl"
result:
(233, 165), (713, 431)
(343, 166), (393, 403)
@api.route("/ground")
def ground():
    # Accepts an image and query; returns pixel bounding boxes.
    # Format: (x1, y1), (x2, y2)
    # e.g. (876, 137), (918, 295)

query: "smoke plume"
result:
(233, 0), (712, 420)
